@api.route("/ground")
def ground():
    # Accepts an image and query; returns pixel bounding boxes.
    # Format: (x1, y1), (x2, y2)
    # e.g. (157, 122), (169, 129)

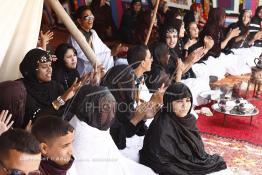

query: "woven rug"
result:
(202, 133), (262, 175)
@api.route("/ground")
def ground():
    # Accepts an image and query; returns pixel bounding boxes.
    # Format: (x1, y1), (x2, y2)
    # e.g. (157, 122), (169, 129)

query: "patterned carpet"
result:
(202, 133), (262, 175)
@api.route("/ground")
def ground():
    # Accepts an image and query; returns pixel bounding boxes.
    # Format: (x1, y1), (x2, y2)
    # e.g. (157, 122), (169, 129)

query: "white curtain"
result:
(0, 0), (43, 81)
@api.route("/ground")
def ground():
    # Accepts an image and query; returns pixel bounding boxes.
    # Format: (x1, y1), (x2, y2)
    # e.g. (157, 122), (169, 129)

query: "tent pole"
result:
(144, 0), (160, 45)
(44, 0), (100, 66)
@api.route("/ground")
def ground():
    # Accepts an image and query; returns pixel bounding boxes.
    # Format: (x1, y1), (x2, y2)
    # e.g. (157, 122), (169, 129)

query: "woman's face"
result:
(64, 49), (77, 69)
(78, 9), (94, 30)
(242, 11), (251, 26)
(189, 23), (199, 39)
(133, 2), (142, 13)
(172, 97), (191, 118)
(166, 31), (178, 49)
(36, 62), (52, 82)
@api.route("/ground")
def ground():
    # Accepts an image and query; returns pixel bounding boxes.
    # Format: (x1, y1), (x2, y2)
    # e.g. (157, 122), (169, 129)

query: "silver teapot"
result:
(254, 53), (262, 69)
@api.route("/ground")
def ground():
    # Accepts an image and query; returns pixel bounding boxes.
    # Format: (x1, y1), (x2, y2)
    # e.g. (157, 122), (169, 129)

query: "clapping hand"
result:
(150, 83), (167, 105)
(188, 47), (205, 63)
(111, 43), (128, 56)
(131, 84), (167, 125)
(89, 63), (106, 86)
(146, 84), (168, 118)
(227, 27), (240, 39)
(61, 77), (83, 101)
(0, 110), (14, 135)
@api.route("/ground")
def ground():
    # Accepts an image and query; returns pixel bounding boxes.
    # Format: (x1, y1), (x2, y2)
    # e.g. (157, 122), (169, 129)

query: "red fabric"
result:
(197, 99), (262, 145)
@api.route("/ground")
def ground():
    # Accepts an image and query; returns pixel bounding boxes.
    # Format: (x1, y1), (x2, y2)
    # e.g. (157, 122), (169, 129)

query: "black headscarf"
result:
(19, 48), (64, 125)
(53, 43), (80, 90)
(0, 80), (27, 128)
(140, 82), (227, 175)
(131, 0), (142, 5)
(145, 42), (171, 92)
(119, 0), (143, 43)
(70, 85), (116, 131)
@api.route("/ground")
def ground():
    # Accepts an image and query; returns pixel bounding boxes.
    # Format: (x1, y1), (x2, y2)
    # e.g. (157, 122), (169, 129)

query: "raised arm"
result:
(221, 28), (240, 49)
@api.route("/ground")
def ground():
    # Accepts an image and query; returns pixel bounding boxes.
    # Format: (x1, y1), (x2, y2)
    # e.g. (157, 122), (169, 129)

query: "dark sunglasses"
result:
(0, 161), (41, 175)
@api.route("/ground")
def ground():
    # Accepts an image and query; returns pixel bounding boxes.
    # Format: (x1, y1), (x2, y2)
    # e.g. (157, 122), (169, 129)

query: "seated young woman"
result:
(101, 65), (162, 149)
(167, 18), (186, 59)
(53, 43), (80, 90)
(163, 18), (212, 63)
(227, 9), (252, 49)
(145, 42), (172, 92)
(119, 0), (143, 43)
(19, 48), (83, 127)
(192, 8), (262, 79)
(159, 25), (211, 106)
(199, 8), (240, 61)
(184, 21), (214, 61)
(139, 82), (227, 175)
(68, 84), (156, 175)
(159, 24), (208, 80)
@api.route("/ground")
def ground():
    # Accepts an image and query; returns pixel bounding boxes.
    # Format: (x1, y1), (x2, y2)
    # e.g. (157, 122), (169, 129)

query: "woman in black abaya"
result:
(19, 48), (81, 126)
(53, 43), (80, 90)
(139, 82), (226, 175)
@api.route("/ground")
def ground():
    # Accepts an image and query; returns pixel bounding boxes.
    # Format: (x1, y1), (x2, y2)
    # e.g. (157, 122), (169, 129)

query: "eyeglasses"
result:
(83, 15), (95, 21)
(0, 161), (41, 175)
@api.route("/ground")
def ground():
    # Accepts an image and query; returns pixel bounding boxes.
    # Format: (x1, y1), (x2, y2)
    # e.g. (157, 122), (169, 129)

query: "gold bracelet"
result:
(52, 101), (59, 110)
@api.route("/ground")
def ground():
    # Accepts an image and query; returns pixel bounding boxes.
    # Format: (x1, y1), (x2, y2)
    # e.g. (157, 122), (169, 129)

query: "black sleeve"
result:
(110, 111), (148, 149)
(24, 94), (65, 127)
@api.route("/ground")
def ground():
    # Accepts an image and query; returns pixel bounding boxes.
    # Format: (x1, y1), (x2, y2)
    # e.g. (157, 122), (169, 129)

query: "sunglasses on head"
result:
(83, 15), (95, 21)
(0, 161), (41, 175)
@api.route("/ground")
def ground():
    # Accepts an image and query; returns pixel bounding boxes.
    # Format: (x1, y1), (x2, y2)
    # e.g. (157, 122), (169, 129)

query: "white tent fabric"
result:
(0, 0), (43, 81)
